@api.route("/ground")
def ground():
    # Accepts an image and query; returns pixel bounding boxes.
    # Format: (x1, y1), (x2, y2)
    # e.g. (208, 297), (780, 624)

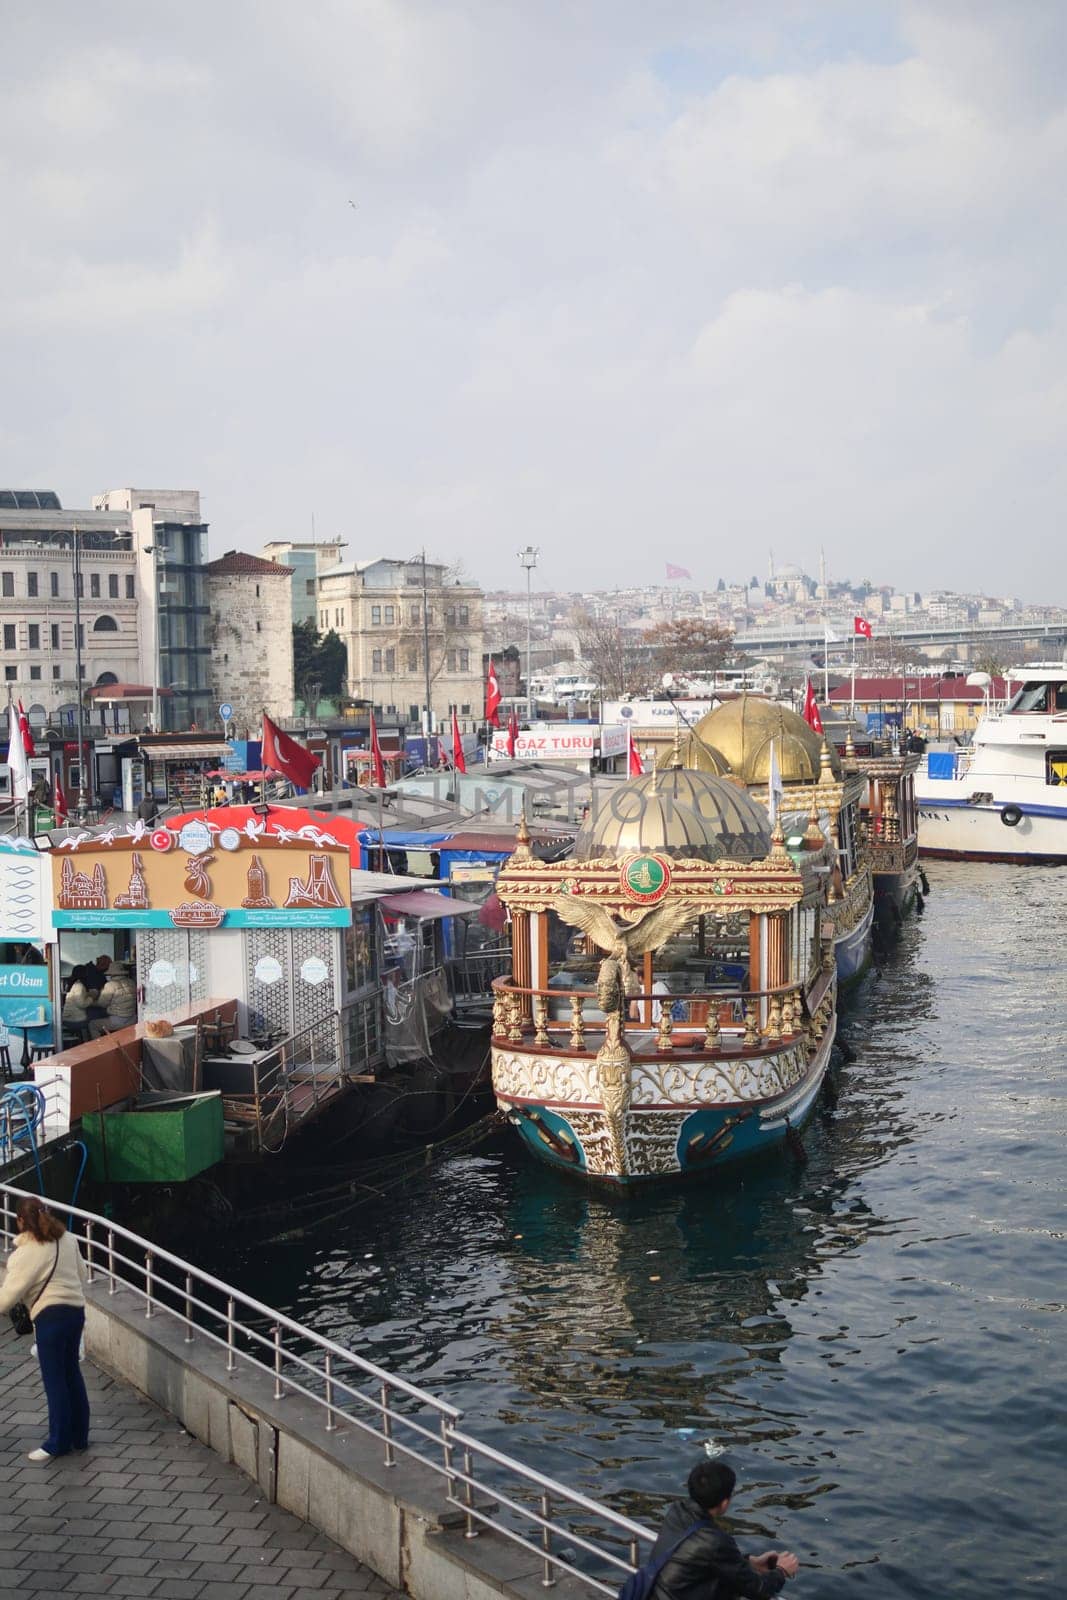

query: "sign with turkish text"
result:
(489, 725), (628, 762)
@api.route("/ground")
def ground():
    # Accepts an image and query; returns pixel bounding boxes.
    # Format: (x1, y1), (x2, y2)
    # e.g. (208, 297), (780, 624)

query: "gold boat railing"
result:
(490, 974), (835, 1060)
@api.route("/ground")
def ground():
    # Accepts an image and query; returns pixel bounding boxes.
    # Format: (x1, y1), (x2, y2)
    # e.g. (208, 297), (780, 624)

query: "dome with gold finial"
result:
(572, 768), (772, 864)
(686, 696), (840, 785)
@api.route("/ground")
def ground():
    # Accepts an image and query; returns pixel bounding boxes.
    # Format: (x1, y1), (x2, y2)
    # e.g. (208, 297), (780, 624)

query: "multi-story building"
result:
(93, 487), (212, 731)
(261, 537), (347, 628)
(204, 551), (294, 725)
(0, 489), (140, 725)
(316, 557), (485, 730)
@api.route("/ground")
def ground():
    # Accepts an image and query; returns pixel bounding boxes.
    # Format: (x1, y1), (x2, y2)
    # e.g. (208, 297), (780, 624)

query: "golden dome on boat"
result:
(685, 696), (840, 785)
(572, 768), (773, 864)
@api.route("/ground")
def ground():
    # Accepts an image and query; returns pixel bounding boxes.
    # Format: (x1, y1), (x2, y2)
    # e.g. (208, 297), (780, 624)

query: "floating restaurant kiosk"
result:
(491, 769), (837, 1185)
(52, 818), (352, 1037)
(840, 732), (922, 917)
(665, 698), (874, 984)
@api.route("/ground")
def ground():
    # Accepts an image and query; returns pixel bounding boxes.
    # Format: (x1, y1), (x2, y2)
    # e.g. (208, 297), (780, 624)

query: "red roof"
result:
(203, 551), (293, 578)
(827, 676), (1012, 702)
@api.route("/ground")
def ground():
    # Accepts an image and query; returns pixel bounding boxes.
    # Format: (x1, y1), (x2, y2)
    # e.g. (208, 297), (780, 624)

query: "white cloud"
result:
(1, 2), (1065, 600)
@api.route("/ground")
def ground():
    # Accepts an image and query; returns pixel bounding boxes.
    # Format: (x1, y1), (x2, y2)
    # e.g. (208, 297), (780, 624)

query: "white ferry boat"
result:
(915, 663), (1067, 862)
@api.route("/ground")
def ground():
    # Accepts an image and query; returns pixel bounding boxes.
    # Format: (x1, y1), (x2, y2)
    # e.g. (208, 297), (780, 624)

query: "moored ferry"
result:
(490, 769), (837, 1186)
(916, 663), (1067, 862)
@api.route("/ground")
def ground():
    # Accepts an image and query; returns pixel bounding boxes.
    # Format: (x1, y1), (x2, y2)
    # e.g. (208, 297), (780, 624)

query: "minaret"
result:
(819, 546), (827, 591)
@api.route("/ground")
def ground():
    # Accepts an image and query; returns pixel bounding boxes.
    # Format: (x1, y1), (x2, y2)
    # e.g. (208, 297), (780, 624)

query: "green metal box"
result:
(83, 1093), (225, 1185)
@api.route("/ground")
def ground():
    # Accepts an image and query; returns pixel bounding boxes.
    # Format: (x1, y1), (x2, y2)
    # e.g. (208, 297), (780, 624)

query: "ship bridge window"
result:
(1007, 681), (1063, 713)
(1046, 751), (1067, 787)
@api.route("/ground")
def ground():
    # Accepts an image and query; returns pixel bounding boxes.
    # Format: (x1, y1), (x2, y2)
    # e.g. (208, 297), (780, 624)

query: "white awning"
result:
(143, 743), (231, 761)
(379, 890), (479, 921)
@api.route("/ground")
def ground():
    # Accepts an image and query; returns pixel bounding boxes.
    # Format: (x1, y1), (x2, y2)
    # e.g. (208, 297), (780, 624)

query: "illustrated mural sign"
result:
(52, 830), (351, 930)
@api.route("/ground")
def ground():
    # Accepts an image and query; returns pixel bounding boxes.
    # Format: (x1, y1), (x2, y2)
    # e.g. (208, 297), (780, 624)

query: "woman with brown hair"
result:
(0, 1196), (90, 1461)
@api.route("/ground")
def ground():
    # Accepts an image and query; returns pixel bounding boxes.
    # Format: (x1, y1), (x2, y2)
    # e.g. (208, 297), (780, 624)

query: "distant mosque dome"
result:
(573, 768), (773, 864)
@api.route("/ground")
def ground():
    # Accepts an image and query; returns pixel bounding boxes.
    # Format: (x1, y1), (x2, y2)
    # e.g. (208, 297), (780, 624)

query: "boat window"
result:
(1007, 681), (1052, 712)
(1046, 751), (1067, 788)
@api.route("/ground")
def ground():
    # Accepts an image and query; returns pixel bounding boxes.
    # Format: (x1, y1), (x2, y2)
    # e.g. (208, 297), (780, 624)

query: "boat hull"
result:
(833, 897), (874, 986)
(872, 863), (921, 918)
(493, 1020), (836, 1187)
(917, 795), (1067, 863)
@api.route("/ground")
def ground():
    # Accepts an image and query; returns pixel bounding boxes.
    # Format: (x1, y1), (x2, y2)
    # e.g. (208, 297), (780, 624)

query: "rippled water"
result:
(206, 864), (1066, 1598)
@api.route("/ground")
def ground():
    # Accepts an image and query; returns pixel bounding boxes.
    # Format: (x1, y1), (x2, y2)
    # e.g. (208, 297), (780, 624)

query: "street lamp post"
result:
(71, 524), (88, 822)
(518, 545), (539, 723)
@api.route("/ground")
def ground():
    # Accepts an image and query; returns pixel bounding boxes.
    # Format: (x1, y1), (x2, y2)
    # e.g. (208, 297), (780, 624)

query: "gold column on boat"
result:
(570, 994), (586, 1051)
(511, 909), (532, 1019)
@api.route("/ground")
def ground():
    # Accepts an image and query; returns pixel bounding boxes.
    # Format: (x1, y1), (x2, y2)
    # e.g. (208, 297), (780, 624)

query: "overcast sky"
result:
(3, 3), (1066, 600)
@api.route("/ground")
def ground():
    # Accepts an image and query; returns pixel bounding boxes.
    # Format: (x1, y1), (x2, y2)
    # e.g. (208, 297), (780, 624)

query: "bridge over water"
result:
(732, 619), (1067, 658)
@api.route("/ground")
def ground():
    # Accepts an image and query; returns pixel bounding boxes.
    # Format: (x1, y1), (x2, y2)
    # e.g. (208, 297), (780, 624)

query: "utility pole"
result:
(518, 545), (539, 722)
(143, 541), (162, 733)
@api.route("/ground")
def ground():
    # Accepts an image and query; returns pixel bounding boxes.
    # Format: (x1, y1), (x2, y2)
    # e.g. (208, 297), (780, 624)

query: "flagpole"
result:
(823, 629), (830, 706)
(850, 632), (856, 720)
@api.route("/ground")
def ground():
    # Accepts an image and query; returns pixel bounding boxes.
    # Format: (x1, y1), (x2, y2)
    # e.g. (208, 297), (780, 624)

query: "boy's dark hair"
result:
(688, 1460), (737, 1511)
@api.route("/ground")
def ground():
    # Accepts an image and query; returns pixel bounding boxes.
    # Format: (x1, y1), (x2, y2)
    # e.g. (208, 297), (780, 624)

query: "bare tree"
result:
(643, 618), (734, 680)
(571, 608), (646, 698)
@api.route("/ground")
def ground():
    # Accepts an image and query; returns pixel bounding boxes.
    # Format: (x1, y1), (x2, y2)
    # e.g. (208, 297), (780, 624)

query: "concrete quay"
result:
(0, 1319), (404, 1600)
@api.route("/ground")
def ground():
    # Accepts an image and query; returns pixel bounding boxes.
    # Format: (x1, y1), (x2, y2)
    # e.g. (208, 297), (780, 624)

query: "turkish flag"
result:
(802, 679), (824, 734)
(17, 701), (35, 757)
(368, 708), (386, 788)
(853, 616), (873, 639)
(262, 713), (321, 790)
(451, 707), (467, 774)
(484, 658), (502, 727)
(506, 711), (519, 758)
(628, 726), (644, 776)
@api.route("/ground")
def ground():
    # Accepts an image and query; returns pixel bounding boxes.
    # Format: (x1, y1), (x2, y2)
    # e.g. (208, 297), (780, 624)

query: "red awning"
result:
(379, 890), (478, 921)
(86, 683), (174, 701)
(165, 803), (368, 862)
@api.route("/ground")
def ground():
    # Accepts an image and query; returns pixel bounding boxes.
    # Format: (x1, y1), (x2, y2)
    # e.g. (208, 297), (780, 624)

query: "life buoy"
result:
(1000, 805), (1023, 828)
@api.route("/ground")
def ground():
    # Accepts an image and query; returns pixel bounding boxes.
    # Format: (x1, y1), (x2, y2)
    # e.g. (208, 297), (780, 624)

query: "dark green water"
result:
(205, 863), (1065, 1598)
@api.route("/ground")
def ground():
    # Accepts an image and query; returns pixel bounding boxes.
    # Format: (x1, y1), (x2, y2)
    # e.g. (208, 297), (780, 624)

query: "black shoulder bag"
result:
(10, 1241), (61, 1336)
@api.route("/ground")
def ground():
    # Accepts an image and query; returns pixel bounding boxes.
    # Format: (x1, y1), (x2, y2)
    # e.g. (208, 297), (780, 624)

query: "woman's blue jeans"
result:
(35, 1305), (90, 1456)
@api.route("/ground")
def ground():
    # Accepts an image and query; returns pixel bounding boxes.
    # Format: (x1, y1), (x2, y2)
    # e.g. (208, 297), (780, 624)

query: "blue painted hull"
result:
(494, 1018), (836, 1188)
(834, 899), (874, 987)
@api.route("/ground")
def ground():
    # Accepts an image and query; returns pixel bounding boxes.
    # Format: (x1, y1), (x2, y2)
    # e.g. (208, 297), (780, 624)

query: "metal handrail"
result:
(0, 1181), (652, 1593)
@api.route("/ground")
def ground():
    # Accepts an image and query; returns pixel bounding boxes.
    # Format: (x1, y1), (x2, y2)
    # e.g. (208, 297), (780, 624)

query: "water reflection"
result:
(195, 871), (1066, 1598)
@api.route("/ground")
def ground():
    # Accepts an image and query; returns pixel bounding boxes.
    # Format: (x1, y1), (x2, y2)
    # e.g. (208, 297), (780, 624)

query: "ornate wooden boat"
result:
(491, 771), (837, 1186)
(840, 733), (923, 917)
(663, 698), (874, 985)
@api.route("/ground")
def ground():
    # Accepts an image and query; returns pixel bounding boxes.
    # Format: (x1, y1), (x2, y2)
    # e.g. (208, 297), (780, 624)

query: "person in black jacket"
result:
(650, 1460), (799, 1598)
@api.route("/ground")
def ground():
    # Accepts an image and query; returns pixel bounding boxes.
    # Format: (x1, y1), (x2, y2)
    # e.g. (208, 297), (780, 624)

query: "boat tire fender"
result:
(1000, 805), (1023, 828)
(919, 868), (931, 895)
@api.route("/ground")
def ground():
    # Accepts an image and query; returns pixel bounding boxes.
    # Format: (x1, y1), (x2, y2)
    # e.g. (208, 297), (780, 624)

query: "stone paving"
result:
(0, 1322), (406, 1600)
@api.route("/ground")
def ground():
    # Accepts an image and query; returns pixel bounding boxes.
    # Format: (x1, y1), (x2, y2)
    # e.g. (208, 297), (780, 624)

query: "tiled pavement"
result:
(0, 1322), (405, 1600)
